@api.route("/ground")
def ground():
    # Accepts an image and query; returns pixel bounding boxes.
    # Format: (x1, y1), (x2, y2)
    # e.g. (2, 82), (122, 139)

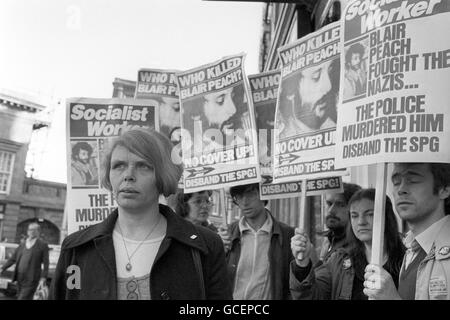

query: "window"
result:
(322, 1), (341, 27)
(314, 0), (348, 30)
(287, 13), (298, 44)
(0, 202), (5, 219)
(0, 150), (15, 194)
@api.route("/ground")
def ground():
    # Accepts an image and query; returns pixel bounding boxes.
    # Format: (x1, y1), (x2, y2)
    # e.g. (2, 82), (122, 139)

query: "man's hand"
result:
(290, 228), (312, 267)
(363, 264), (402, 300)
(218, 225), (231, 252)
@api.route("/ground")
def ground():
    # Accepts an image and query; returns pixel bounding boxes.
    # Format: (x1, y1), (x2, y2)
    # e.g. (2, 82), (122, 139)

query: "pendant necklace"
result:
(117, 215), (161, 272)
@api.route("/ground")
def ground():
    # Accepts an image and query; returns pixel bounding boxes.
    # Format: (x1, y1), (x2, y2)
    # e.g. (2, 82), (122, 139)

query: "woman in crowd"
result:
(175, 189), (218, 233)
(290, 188), (405, 300)
(50, 129), (231, 300)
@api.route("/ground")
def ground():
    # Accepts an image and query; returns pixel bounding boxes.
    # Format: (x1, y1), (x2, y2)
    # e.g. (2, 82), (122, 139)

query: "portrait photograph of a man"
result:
(276, 57), (340, 139)
(70, 140), (99, 187)
(343, 41), (368, 100)
(181, 83), (252, 153)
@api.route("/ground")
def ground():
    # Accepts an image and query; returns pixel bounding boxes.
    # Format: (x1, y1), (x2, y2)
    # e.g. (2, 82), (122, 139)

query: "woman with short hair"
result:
(50, 129), (231, 300)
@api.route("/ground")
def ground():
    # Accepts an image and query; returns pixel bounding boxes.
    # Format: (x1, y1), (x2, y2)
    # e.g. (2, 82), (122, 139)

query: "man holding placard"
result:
(364, 162), (450, 300)
(318, 183), (362, 263)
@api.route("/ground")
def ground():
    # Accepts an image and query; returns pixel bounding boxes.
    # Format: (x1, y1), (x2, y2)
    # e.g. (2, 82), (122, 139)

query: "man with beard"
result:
(318, 183), (362, 263)
(277, 58), (339, 139)
(255, 101), (276, 177)
(182, 84), (251, 153)
(71, 141), (98, 186)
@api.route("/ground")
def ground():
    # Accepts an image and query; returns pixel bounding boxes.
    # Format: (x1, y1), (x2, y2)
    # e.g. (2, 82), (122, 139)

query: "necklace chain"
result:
(117, 215), (161, 272)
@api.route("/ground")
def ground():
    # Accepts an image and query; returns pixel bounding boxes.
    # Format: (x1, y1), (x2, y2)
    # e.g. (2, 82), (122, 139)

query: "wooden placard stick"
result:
(369, 162), (388, 301)
(297, 179), (308, 260)
(220, 188), (228, 227)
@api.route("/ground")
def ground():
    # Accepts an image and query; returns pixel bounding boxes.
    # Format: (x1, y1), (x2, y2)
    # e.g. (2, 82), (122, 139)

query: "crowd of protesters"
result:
(1, 128), (448, 300)
(25, 128), (445, 300)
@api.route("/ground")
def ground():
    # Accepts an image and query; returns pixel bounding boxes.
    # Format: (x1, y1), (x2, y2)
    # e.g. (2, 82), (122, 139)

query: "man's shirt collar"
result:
(413, 215), (449, 254)
(239, 211), (273, 235)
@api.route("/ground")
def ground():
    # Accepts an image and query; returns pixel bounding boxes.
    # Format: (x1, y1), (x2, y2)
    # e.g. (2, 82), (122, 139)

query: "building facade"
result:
(0, 90), (65, 244)
(112, 78), (137, 99)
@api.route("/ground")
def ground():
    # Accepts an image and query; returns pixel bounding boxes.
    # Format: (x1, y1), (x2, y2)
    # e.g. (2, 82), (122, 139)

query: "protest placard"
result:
(336, 0), (450, 271)
(135, 68), (180, 141)
(135, 68), (183, 187)
(273, 21), (347, 183)
(260, 176), (343, 199)
(176, 53), (261, 193)
(335, 0), (450, 168)
(249, 70), (280, 179)
(66, 97), (158, 234)
(248, 70), (343, 199)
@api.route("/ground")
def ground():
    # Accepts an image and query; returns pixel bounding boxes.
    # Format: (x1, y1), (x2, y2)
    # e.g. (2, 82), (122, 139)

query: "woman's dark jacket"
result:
(49, 204), (232, 300)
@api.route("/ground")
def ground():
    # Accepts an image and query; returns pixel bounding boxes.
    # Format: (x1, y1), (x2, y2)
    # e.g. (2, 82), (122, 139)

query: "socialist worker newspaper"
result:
(176, 53), (261, 193)
(273, 21), (347, 184)
(335, 0), (450, 168)
(248, 70), (343, 200)
(66, 98), (158, 234)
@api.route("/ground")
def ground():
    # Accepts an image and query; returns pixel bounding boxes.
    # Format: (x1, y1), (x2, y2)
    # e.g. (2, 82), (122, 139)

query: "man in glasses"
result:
(218, 183), (294, 300)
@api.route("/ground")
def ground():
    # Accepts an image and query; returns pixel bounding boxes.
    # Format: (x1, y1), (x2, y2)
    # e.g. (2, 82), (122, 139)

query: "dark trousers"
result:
(16, 272), (39, 300)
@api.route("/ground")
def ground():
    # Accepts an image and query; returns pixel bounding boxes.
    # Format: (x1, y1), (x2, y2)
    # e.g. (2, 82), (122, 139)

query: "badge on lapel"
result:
(438, 246), (450, 256)
(343, 259), (352, 269)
